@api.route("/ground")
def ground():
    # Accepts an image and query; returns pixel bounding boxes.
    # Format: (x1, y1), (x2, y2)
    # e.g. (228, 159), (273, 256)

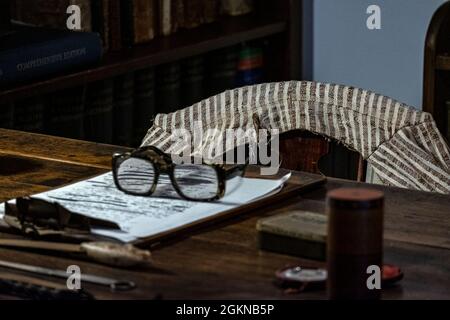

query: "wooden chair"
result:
(278, 131), (367, 182)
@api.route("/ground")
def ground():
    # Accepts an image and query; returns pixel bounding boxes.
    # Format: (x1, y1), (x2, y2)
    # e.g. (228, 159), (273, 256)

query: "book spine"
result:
(0, 102), (14, 129)
(114, 73), (135, 146)
(0, 32), (102, 87)
(91, 0), (110, 52)
(182, 56), (205, 106)
(220, 0), (254, 16)
(134, 0), (155, 43)
(171, 0), (184, 32)
(10, 0), (22, 22)
(45, 87), (85, 139)
(122, 0), (156, 45)
(12, 0), (62, 29)
(134, 67), (155, 145)
(0, 1), (11, 32)
(120, 0), (133, 47)
(235, 45), (264, 87)
(156, 63), (181, 113)
(159, 0), (172, 36)
(109, 0), (122, 51)
(84, 79), (114, 143)
(182, 0), (203, 29)
(202, 0), (219, 24)
(148, 0), (158, 39)
(13, 97), (45, 133)
(207, 46), (238, 96)
(69, 0), (93, 31)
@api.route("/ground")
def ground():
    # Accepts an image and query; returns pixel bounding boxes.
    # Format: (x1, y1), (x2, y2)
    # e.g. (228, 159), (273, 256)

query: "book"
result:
(182, 56), (205, 106)
(0, 1), (11, 33)
(159, 0), (174, 36)
(171, 0), (185, 33)
(91, 0), (110, 52)
(156, 63), (182, 113)
(256, 211), (327, 261)
(9, 0), (23, 22)
(134, 67), (156, 145)
(0, 24), (103, 87)
(235, 45), (264, 87)
(12, 0), (93, 32)
(84, 80), (114, 143)
(108, 0), (122, 51)
(220, 0), (254, 16)
(207, 46), (238, 95)
(182, 0), (203, 29)
(45, 87), (85, 139)
(113, 73), (135, 146)
(202, 0), (219, 24)
(0, 102), (14, 129)
(121, 0), (156, 46)
(13, 98), (45, 133)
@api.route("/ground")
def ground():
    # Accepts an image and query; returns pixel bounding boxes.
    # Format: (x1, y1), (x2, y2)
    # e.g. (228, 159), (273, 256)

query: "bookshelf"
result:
(0, 1), (300, 103)
(3, 1), (369, 181)
(0, 1), (367, 181)
(423, 2), (450, 144)
(0, 14), (289, 102)
(0, 0), (300, 140)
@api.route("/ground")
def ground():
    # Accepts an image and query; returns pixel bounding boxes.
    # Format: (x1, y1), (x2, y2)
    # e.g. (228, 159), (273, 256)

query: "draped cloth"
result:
(142, 81), (450, 194)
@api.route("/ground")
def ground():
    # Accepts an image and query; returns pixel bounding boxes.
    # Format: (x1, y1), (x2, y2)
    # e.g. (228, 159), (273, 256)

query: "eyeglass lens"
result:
(173, 164), (219, 200)
(116, 158), (155, 194)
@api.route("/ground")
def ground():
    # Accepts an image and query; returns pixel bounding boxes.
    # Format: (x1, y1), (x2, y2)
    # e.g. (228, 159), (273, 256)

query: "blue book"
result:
(0, 25), (103, 87)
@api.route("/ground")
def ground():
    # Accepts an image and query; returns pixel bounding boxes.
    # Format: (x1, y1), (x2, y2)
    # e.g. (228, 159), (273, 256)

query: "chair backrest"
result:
(142, 81), (450, 194)
(278, 130), (329, 174)
(277, 131), (366, 182)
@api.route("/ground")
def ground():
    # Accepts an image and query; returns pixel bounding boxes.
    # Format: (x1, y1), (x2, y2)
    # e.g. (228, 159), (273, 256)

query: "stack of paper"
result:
(0, 171), (290, 243)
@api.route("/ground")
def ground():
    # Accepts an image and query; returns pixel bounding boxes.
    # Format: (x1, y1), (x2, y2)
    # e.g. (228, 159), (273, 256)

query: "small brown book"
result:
(108, 0), (122, 51)
(220, 0), (254, 16)
(202, 0), (219, 24)
(91, 0), (110, 52)
(182, 0), (203, 29)
(159, 0), (176, 36)
(256, 211), (327, 261)
(122, 0), (156, 45)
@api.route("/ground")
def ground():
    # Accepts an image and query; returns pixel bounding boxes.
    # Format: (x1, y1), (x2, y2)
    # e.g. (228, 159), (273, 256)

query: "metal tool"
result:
(0, 272), (94, 300)
(0, 239), (152, 268)
(0, 259), (135, 291)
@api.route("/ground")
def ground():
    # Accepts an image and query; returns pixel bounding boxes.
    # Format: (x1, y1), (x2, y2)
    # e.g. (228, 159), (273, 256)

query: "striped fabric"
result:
(142, 81), (450, 194)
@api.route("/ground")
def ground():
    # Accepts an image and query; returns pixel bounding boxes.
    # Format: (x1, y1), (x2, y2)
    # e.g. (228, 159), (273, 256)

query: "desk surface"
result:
(0, 129), (449, 300)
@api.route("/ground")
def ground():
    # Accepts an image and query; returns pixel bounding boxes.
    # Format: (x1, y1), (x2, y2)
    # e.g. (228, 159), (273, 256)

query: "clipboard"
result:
(132, 168), (326, 247)
(0, 167), (326, 247)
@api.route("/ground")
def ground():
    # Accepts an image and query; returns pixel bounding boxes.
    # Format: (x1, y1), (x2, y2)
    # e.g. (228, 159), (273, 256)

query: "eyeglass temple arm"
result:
(224, 160), (248, 180)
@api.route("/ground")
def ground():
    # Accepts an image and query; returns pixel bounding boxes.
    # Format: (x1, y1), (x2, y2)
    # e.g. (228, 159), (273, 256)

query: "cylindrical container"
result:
(326, 188), (384, 300)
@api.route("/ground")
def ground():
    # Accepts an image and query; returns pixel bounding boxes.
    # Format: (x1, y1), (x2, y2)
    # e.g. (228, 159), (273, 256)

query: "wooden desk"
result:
(0, 129), (449, 300)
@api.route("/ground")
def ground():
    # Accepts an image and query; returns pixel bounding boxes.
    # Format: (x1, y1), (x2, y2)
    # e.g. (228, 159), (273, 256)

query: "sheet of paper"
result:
(0, 171), (290, 243)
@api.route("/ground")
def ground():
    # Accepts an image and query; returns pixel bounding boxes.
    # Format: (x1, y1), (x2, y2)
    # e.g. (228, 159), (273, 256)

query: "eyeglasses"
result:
(112, 146), (247, 201)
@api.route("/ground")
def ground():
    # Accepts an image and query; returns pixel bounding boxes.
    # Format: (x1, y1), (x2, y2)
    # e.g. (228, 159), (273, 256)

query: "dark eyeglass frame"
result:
(112, 146), (247, 201)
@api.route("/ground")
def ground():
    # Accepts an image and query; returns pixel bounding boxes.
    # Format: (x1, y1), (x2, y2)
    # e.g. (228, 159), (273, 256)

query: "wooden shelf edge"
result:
(0, 15), (287, 103)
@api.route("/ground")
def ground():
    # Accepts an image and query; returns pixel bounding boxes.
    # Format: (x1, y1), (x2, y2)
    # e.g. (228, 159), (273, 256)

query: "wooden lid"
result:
(327, 188), (384, 209)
